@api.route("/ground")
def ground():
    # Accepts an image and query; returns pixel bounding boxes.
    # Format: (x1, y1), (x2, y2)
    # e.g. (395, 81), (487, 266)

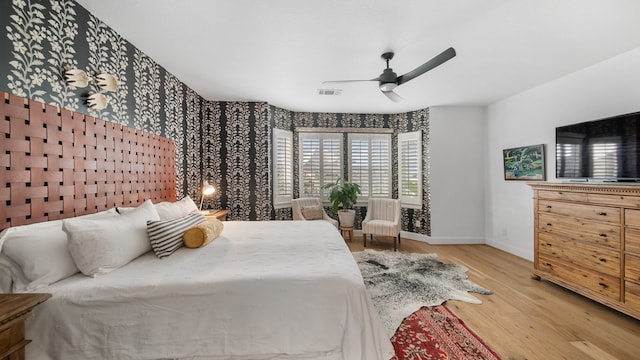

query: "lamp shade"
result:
(202, 181), (215, 196)
(199, 180), (215, 210)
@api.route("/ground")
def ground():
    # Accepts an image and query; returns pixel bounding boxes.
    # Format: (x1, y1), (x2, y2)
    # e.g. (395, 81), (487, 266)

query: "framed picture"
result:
(503, 144), (545, 181)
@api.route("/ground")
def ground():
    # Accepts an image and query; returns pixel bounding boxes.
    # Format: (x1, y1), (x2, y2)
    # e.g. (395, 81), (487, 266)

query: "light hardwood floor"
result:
(347, 237), (640, 360)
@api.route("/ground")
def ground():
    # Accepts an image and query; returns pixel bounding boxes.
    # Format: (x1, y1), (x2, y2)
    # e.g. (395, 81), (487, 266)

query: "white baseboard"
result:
(423, 236), (486, 245)
(485, 239), (533, 261)
(400, 231), (485, 245)
(400, 231), (429, 243)
(354, 229), (485, 245)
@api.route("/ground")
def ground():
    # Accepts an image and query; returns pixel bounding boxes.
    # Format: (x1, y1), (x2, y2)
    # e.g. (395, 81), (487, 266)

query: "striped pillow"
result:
(147, 212), (206, 259)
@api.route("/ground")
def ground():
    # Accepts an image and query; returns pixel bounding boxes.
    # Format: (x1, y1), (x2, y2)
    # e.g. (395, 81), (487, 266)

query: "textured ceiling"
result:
(75, 0), (640, 114)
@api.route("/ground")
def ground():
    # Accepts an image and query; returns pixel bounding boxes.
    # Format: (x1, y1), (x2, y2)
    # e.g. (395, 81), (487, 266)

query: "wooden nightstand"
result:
(203, 209), (229, 221)
(0, 293), (51, 360)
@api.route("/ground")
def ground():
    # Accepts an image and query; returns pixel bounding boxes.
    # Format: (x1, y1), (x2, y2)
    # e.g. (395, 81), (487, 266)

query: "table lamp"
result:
(199, 180), (215, 211)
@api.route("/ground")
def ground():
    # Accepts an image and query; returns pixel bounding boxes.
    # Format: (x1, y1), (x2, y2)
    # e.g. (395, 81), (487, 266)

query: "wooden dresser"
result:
(529, 182), (640, 320)
(0, 294), (51, 360)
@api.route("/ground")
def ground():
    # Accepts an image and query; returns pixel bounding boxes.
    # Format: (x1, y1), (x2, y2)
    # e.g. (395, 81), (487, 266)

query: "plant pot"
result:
(338, 209), (356, 228)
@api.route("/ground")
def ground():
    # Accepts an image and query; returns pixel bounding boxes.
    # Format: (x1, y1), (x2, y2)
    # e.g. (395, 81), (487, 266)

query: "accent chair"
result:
(362, 198), (401, 251)
(291, 197), (339, 229)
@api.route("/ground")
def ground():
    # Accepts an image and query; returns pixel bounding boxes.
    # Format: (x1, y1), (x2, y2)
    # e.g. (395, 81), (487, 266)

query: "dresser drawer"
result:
(538, 190), (588, 202)
(538, 255), (620, 300)
(626, 209), (640, 228)
(538, 233), (620, 276)
(625, 281), (640, 312)
(539, 200), (620, 224)
(626, 254), (640, 282)
(624, 227), (640, 255)
(538, 213), (620, 249)
(588, 193), (640, 207)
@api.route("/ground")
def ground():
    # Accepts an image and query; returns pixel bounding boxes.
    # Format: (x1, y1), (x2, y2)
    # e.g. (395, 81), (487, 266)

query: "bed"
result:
(0, 91), (393, 359)
(4, 219), (393, 360)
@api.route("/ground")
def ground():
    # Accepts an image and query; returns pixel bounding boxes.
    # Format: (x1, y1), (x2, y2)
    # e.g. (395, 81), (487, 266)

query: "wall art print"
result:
(503, 144), (545, 180)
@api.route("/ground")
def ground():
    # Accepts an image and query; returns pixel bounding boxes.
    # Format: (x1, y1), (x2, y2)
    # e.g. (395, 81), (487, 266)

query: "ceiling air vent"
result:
(318, 89), (342, 96)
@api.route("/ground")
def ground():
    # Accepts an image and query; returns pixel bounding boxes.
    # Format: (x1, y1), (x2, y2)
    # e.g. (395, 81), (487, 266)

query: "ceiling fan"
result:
(323, 47), (456, 102)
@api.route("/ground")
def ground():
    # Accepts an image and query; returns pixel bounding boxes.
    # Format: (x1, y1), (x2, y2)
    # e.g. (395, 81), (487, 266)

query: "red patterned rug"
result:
(390, 305), (501, 360)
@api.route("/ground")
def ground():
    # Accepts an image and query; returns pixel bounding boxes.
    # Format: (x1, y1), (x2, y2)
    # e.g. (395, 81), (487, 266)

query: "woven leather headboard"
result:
(0, 91), (176, 231)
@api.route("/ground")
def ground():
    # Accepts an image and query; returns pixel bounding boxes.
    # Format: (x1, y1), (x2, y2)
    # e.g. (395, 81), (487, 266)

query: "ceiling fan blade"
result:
(396, 47), (456, 86)
(382, 90), (402, 102)
(322, 78), (379, 84)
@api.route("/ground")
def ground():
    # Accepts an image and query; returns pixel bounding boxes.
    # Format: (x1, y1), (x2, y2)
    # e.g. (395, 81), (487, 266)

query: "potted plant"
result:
(322, 178), (361, 228)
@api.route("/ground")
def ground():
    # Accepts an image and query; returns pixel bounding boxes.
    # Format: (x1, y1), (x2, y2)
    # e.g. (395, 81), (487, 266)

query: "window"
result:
(272, 128), (293, 209)
(398, 131), (422, 208)
(299, 133), (342, 198)
(348, 133), (391, 201)
(297, 131), (392, 204)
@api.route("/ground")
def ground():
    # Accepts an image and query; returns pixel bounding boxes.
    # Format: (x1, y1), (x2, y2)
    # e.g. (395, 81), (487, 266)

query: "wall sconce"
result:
(64, 69), (118, 110)
(199, 180), (216, 211)
(86, 93), (108, 110)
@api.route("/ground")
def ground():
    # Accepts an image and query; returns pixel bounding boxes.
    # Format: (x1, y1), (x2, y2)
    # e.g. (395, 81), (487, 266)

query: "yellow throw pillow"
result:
(183, 219), (224, 248)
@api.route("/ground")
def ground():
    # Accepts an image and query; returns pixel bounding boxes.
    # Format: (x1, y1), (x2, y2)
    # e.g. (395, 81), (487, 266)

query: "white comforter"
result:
(26, 221), (394, 360)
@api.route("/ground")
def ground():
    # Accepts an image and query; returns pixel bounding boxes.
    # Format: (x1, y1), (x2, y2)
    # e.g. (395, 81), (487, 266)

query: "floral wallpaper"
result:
(5, 0), (80, 107)
(133, 49), (161, 134)
(0, 0), (201, 199)
(85, 11), (129, 123)
(0, 0), (431, 230)
(202, 102), (271, 221)
(201, 101), (223, 212)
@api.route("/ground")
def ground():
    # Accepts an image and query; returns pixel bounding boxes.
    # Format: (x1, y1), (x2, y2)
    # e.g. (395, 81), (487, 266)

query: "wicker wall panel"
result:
(0, 91), (176, 231)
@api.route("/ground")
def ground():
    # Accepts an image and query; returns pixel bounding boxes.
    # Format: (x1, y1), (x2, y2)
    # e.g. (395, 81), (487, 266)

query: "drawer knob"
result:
(546, 205), (552, 209)
(599, 233), (607, 238)
(546, 242), (552, 246)
(546, 223), (552, 226)
(599, 258), (607, 262)
(597, 212), (607, 216)
(558, 192), (563, 195)
(598, 282), (608, 288)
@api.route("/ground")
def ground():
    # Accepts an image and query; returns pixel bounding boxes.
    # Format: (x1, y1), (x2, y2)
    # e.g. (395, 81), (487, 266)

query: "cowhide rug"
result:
(353, 249), (492, 336)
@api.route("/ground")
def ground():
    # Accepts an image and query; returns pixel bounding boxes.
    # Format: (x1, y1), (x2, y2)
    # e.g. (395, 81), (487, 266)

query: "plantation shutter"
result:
(348, 133), (391, 201)
(272, 128), (293, 209)
(398, 131), (422, 208)
(299, 133), (342, 198)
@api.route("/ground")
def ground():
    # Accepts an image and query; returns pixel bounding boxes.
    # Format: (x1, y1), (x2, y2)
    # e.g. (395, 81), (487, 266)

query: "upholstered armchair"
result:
(291, 198), (339, 229)
(362, 198), (401, 251)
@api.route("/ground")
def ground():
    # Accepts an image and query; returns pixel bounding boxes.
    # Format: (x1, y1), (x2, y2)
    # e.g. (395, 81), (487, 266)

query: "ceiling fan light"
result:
(379, 82), (397, 92)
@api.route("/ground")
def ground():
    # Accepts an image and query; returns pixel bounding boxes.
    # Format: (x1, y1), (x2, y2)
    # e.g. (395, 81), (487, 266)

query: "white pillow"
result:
(0, 254), (30, 293)
(0, 208), (119, 291)
(154, 196), (199, 220)
(116, 206), (135, 214)
(64, 200), (160, 277)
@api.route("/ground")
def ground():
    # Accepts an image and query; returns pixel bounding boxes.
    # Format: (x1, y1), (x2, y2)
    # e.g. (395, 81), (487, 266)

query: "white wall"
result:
(428, 106), (487, 244)
(485, 46), (640, 260)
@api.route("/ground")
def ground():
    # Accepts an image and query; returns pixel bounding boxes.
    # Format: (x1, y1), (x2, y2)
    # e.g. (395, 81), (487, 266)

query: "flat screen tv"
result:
(556, 111), (640, 182)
